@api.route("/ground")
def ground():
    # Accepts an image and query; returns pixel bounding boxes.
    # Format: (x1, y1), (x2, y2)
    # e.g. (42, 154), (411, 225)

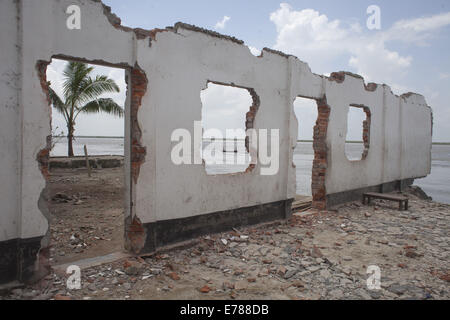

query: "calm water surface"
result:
(51, 138), (450, 204)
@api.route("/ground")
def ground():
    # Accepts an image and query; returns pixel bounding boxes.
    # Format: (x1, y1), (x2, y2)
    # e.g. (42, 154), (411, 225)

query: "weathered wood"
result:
(292, 196), (312, 211)
(84, 145), (91, 178)
(362, 192), (408, 211)
(363, 192), (408, 201)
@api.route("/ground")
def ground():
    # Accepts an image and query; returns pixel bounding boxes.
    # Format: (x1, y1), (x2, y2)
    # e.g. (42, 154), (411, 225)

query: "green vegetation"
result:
(48, 61), (123, 157)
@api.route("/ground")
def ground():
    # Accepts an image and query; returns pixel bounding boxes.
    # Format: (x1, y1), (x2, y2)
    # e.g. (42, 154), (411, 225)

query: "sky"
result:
(49, 0), (450, 141)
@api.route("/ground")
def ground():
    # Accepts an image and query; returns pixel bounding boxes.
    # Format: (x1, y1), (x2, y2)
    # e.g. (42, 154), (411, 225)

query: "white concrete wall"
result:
(0, 0), (21, 242)
(0, 0), (432, 248)
(0, 0), (141, 242)
(319, 76), (431, 195)
(135, 28), (293, 223)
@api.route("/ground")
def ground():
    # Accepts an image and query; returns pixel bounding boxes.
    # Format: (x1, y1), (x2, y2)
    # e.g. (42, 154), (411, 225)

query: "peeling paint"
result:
(129, 65), (148, 185)
(124, 215), (146, 254)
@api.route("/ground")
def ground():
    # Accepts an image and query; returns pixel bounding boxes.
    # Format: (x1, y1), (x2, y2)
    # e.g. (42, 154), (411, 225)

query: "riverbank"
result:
(49, 156), (123, 170)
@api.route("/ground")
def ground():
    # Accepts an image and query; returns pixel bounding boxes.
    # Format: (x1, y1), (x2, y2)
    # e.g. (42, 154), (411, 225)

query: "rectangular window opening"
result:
(345, 104), (371, 161)
(201, 82), (258, 175)
(293, 97), (318, 197)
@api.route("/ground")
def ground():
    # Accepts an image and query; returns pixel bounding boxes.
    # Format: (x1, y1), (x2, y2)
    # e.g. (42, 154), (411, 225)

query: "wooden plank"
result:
(292, 196), (312, 211)
(84, 145), (92, 178)
(364, 192), (408, 201)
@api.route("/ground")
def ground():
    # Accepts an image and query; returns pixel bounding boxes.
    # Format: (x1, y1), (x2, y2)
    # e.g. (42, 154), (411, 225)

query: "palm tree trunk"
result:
(67, 133), (74, 157)
(67, 125), (74, 157)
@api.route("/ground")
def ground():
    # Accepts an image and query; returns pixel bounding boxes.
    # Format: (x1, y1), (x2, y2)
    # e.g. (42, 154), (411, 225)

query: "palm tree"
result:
(48, 61), (123, 157)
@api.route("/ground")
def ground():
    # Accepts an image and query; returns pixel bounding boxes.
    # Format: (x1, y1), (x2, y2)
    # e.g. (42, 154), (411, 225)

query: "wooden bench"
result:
(362, 192), (409, 211)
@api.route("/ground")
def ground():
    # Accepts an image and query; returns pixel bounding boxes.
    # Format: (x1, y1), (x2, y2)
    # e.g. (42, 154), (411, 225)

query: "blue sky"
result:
(50, 0), (450, 141)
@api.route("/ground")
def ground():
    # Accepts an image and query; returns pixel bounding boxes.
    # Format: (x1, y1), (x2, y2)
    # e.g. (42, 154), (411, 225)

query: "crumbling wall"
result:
(320, 73), (432, 206)
(0, 0), (148, 284)
(0, 0), (432, 284)
(0, 0), (22, 284)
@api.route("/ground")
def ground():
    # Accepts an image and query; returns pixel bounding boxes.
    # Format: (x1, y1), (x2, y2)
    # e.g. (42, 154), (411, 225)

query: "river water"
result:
(51, 138), (450, 204)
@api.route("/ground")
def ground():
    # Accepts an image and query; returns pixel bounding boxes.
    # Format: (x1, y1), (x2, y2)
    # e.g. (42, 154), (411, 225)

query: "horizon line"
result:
(52, 136), (450, 145)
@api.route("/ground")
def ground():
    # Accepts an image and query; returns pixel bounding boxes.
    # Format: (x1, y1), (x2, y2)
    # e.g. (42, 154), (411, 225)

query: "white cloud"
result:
(270, 4), (450, 90)
(270, 4), (450, 140)
(270, 5), (350, 66)
(379, 12), (450, 46)
(214, 16), (231, 30)
(391, 12), (450, 33)
(248, 46), (261, 56)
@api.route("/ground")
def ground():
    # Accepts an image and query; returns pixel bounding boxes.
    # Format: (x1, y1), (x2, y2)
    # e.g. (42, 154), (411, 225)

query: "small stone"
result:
(342, 256), (353, 261)
(405, 250), (420, 258)
(369, 290), (382, 299)
(292, 280), (305, 288)
(22, 291), (38, 298)
(11, 289), (23, 296)
(122, 283), (132, 291)
(439, 273), (450, 282)
(199, 285), (211, 293)
(277, 266), (287, 277)
(223, 282), (235, 290)
(124, 260), (142, 275)
(320, 269), (331, 279)
(233, 269), (244, 276)
(388, 284), (407, 296)
(328, 289), (344, 298)
(150, 268), (162, 275)
(307, 266), (321, 273)
(310, 247), (323, 258)
(284, 269), (297, 279)
(168, 272), (180, 281)
(235, 280), (248, 291)
(88, 284), (97, 292)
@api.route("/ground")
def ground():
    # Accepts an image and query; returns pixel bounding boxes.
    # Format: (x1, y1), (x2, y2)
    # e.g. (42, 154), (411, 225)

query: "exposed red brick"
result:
(36, 60), (52, 181)
(129, 65), (148, 184)
(124, 215), (146, 254)
(311, 97), (330, 210)
(365, 82), (378, 92)
(329, 71), (378, 92)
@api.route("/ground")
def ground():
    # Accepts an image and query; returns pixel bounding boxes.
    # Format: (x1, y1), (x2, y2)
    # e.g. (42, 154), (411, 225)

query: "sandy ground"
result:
(1, 167), (449, 300)
(48, 167), (124, 265)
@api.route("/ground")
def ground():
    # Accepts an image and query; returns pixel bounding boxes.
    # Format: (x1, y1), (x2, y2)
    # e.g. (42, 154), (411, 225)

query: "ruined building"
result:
(0, 0), (432, 284)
